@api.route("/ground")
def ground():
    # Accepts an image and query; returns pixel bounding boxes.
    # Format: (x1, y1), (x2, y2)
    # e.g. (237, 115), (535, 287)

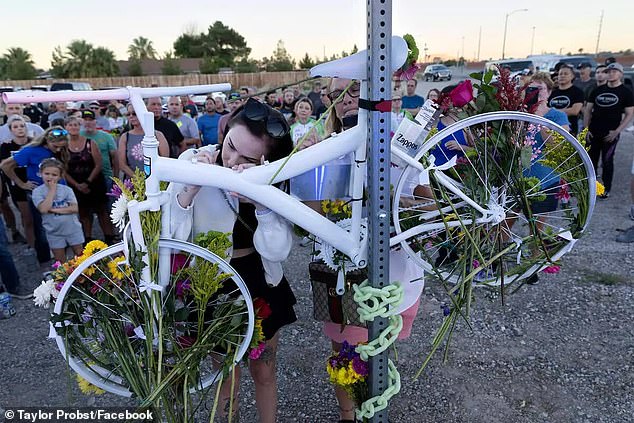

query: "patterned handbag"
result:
(309, 261), (367, 327)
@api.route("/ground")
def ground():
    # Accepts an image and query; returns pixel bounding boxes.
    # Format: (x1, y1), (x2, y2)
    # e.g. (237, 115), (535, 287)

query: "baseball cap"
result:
(606, 62), (624, 73)
(88, 101), (100, 108)
(577, 62), (592, 69)
(228, 92), (241, 101)
(604, 57), (616, 65)
(81, 110), (96, 120)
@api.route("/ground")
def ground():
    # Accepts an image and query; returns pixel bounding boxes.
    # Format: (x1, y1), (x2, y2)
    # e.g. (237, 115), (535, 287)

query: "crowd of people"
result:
(0, 56), (633, 422)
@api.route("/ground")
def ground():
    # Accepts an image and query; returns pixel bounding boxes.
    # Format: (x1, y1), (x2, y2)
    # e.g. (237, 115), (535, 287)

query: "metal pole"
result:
(595, 10), (604, 55)
(530, 26), (536, 56)
(502, 12), (509, 59)
(366, 0), (391, 422)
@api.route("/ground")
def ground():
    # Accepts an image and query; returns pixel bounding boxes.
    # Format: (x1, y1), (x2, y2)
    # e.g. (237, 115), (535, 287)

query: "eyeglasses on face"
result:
(243, 98), (290, 139)
(328, 82), (361, 102)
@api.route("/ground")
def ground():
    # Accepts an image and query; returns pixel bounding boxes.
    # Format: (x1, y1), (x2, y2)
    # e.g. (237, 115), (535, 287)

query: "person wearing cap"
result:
(584, 62), (634, 199)
(217, 93), (244, 144)
(548, 64), (585, 135)
(87, 101), (110, 129)
(574, 62), (595, 98)
(79, 110), (118, 201)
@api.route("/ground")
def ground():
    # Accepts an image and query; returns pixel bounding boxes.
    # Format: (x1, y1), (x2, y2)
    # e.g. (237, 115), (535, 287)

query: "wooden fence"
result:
(0, 70), (312, 93)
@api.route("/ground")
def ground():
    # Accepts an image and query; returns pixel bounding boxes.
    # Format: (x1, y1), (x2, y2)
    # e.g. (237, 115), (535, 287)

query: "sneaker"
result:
(598, 192), (610, 199)
(616, 226), (634, 243)
(7, 285), (34, 300)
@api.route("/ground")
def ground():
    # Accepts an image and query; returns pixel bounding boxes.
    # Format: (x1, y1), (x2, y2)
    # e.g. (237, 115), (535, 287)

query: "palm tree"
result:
(0, 47), (37, 80)
(128, 36), (158, 60)
(90, 47), (118, 77)
(65, 40), (93, 77)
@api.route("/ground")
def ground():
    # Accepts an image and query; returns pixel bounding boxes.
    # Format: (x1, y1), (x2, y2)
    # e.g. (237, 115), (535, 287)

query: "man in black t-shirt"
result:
(583, 62), (634, 198)
(548, 64), (585, 135)
(146, 97), (184, 159)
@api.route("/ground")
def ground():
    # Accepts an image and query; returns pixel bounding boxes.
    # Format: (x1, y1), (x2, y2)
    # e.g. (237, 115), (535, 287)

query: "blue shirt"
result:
(523, 108), (569, 189)
(401, 94), (425, 111)
(12, 145), (54, 186)
(197, 113), (221, 146)
(430, 119), (469, 166)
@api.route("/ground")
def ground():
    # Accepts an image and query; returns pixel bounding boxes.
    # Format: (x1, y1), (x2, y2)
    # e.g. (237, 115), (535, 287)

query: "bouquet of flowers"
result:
(403, 66), (598, 374)
(326, 341), (369, 409)
(34, 173), (252, 422)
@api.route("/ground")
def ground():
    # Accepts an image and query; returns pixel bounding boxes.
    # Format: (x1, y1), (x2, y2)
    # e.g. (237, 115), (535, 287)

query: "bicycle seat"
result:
(309, 36), (408, 80)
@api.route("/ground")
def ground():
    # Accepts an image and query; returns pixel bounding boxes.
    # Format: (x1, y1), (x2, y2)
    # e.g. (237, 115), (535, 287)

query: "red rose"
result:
(449, 80), (474, 108)
(254, 298), (272, 319)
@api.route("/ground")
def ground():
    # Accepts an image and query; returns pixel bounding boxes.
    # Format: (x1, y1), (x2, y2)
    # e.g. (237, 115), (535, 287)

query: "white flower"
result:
(33, 279), (57, 308)
(110, 196), (129, 232)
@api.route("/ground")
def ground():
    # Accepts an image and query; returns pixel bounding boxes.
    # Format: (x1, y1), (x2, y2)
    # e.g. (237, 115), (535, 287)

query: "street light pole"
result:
(502, 8), (528, 59)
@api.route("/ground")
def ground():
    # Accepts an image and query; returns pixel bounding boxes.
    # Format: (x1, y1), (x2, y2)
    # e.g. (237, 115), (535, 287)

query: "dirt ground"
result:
(1, 130), (632, 423)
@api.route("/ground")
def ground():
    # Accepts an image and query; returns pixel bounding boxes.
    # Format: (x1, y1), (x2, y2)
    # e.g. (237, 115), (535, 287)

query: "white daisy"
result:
(33, 279), (57, 308)
(110, 196), (129, 232)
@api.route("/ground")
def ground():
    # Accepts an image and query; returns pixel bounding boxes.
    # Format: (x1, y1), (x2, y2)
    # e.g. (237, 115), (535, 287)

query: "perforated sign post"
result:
(366, 1), (392, 422)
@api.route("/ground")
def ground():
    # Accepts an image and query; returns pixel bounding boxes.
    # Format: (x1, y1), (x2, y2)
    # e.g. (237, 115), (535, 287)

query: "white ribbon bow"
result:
(139, 279), (163, 293)
(418, 155), (458, 186)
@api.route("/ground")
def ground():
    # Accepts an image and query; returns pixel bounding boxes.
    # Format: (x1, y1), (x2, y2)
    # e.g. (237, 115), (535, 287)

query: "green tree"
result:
(0, 47), (37, 80)
(128, 59), (144, 76)
(298, 53), (315, 69)
(161, 51), (181, 75)
(233, 57), (259, 73)
(50, 40), (118, 77)
(128, 36), (158, 60)
(173, 21), (251, 71)
(351, 44), (359, 54)
(266, 40), (295, 71)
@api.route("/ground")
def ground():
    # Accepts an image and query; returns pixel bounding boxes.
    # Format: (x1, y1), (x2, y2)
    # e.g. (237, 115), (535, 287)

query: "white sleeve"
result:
(253, 209), (293, 263)
(167, 182), (194, 241)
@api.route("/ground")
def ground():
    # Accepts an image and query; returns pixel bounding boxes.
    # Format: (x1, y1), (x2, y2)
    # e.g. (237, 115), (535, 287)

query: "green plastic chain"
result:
(351, 280), (404, 420)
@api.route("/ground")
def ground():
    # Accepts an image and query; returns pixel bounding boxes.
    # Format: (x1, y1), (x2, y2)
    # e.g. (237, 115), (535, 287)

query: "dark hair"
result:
(224, 103), (293, 163)
(440, 84), (458, 95)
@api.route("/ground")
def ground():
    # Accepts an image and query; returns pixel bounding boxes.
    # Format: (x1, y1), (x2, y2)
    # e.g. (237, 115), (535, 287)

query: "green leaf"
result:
(483, 70), (494, 84)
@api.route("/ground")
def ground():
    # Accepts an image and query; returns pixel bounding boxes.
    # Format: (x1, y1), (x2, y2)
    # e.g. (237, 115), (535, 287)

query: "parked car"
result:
(423, 64), (452, 81)
(50, 81), (92, 91)
(30, 85), (50, 91)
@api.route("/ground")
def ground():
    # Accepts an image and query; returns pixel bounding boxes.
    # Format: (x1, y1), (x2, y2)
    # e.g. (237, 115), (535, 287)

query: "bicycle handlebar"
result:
(2, 83), (232, 104)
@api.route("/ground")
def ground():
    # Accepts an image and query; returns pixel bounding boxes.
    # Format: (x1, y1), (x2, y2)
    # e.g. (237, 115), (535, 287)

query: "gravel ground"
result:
(1, 131), (632, 423)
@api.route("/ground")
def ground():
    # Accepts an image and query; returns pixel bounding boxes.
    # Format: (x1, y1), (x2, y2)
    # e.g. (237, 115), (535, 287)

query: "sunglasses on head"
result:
(49, 128), (68, 137)
(243, 98), (290, 139)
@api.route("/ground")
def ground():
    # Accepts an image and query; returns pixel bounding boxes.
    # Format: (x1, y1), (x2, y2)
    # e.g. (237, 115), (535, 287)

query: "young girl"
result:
(170, 98), (295, 423)
(31, 158), (84, 262)
(289, 97), (324, 146)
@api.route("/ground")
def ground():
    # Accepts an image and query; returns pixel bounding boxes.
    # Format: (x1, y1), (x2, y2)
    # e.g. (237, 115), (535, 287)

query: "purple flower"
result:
(441, 303), (451, 317)
(352, 356), (369, 376)
(176, 279), (191, 297)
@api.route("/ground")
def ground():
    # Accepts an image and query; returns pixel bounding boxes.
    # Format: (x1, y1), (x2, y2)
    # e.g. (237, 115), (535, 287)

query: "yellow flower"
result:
(596, 181), (605, 196)
(76, 374), (105, 395)
(321, 200), (332, 214)
(83, 240), (109, 257)
(107, 256), (129, 280)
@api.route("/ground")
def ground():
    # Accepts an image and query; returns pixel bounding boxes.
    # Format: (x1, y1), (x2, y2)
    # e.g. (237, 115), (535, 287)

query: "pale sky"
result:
(2, 0), (632, 69)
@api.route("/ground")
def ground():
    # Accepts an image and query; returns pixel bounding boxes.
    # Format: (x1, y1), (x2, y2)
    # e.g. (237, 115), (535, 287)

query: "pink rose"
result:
(449, 80), (474, 108)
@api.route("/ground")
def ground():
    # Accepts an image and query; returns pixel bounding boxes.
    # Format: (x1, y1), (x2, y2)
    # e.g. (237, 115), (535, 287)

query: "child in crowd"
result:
(31, 158), (84, 262)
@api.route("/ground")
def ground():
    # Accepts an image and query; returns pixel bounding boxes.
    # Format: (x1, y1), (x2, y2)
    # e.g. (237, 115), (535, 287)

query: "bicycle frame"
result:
(2, 82), (504, 277)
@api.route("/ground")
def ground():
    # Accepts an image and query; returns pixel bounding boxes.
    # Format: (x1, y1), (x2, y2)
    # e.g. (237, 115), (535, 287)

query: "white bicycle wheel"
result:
(393, 111), (595, 286)
(51, 238), (254, 397)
